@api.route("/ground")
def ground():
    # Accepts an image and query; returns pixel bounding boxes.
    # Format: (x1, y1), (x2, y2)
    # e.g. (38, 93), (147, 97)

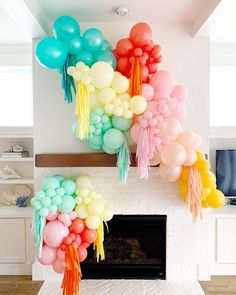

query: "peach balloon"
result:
(160, 142), (187, 167)
(159, 164), (182, 182)
(164, 117), (182, 141)
(149, 153), (161, 166)
(53, 259), (65, 274)
(142, 83), (154, 101)
(176, 131), (196, 149)
(183, 149), (197, 166)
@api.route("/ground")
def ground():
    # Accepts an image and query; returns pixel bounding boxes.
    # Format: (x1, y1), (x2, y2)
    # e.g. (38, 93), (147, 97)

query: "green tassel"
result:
(60, 54), (75, 104)
(117, 136), (131, 184)
(32, 210), (46, 257)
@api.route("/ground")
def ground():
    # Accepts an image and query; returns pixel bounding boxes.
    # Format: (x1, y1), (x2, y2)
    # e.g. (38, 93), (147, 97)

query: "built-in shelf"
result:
(0, 178), (34, 184)
(0, 206), (34, 218)
(0, 157), (34, 162)
(35, 153), (138, 167)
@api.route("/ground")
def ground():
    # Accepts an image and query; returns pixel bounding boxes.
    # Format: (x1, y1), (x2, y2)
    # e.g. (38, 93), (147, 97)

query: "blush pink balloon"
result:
(160, 142), (187, 167)
(130, 123), (140, 143)
(57, 248), (65, 262)
(171, 85), (187, 103)
(150, 70), (175, 93)
(69, 211), (77, 220)
(183, 149), (197, 166)
(164, 117), (182, 141)
(46, 212), (59, 221)
(172, 106), (186, 122)
(176, 131), (196, 149)
(78, 245), (87, 262)
(142, 83), (154, 101)
(53, 259), (65, 274)
(43, 220), (69, 248)
(38, 245), (57, 265)
(159, 163), (182, 182)
(58, 213), (72, 227)
(147, 101), (158, 113)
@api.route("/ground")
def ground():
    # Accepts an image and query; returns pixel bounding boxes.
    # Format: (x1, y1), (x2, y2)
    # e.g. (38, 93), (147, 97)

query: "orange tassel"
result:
(130, 57), (142, 96)
(61, 245), (82, 295)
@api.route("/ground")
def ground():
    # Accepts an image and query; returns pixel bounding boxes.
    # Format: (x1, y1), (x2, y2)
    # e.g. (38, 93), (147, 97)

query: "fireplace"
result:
(81, 215), (166, 279)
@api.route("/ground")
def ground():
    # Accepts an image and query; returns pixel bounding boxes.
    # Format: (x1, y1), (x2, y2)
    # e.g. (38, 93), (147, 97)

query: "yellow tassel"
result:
(75, 82), (90, 139)
(94, 222), (105, 262)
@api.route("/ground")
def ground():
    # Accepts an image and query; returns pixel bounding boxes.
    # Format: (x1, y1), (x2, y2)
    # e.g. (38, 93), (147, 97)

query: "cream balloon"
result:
(160, 142), (187, 167)
(76, 174), (94, 189)
(88, 199), (105, 215)
(100, 206), (113, 222)
(176, 131), (196, 149)
(111, 75), (129, 93)
(129, 95), (147, 114)
(75, 205), (89, 219)
(159, 163), (182, 182)
(164, 117), (182, 141)
(89, 91), (99, 111)
(86, 215), (101, 230)
(98, 88), (116, 104)
(90, 62), (114, 89)
(183, 149), (197, 166)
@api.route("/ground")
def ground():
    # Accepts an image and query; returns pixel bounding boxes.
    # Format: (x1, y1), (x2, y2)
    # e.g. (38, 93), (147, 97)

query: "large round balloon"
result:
(35, 38), (68, 69)
(129, 22), (152, 46)
(75, 50), (93, 67)
(103, 128), (124, 149)
(94, 50), (117, 69)
(82, 28), (104, 53)
(43, 221), (69, 248)
(53, 15), (80, 40)
(90, 62), (114, 89)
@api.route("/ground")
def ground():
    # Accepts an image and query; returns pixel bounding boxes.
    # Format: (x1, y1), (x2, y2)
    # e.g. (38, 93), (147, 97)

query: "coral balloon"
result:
(69, 218), (85, 234)
(129, 22), (152, 46)
(116, 38), (134, 56)
(81, 228), (97, 244)
(160, 142), (187, 168)
(43, 220), (69, 248)
(38, 245), (57, 265)
(117, 57), (130, 75)
(78, 245), (88, 262)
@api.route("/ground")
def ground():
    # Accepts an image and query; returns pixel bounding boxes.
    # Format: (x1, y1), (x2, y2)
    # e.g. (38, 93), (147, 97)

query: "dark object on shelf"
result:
(16, 195), (28, 207)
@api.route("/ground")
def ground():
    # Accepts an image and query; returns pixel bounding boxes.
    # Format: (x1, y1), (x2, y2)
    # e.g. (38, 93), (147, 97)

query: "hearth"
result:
(81, 215), (166, 279)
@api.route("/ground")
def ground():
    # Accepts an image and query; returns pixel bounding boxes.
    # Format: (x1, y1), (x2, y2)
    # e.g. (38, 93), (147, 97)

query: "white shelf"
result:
(0, 206), (34, 218)
(0, 157), (34, 162)
(0, 178), (34, 184)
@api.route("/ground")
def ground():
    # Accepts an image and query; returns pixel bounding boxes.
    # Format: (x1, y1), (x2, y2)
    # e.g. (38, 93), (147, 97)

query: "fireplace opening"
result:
(81, 215), (166, 279)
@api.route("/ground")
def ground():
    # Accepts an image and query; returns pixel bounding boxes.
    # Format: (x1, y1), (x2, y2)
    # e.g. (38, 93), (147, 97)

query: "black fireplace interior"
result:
(81, 215), (167, 279)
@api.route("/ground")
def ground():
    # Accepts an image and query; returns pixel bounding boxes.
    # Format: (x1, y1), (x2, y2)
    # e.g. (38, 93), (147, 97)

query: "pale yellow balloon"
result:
(113, 98), (121, 106)
(123, 110), (133, 119)
(98, 88), (116, 104)
(76, 174), (94, 189)
(73, 71), (81, 82)
(75, 204), (89, 219)
(114, 71), (122, 77)
(83, 197), (92, 204)
(100, 206), (113, 222)
(90, 61), (114, 89)
(80, 188), (90, 197)
(111, 75), (129, 94)
(113, 106), (123, 116)
(118, 93), (130, 100)
(104, 104), (114, 114)
(86, 215), (101, 230)
(67, 66), (75, 75)
(81, 75), (91, 86)
(121, 101), (129, 110)
(75, 196), (82, 205)
(88, 199), (105, 215)
(129, 95), (147, 114)
(89, 91), (100, 112)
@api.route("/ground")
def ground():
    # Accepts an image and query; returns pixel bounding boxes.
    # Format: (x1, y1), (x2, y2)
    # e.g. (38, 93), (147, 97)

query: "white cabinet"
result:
(0, 218), (25, 263)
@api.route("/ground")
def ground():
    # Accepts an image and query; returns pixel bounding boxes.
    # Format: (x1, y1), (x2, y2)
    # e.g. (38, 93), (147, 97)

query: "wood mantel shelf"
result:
(35, 153), (137, 167)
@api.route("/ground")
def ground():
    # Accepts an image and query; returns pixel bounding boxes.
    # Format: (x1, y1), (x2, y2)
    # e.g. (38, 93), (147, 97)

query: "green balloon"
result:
(42, 177), (60, 191)
(102, 119), (112, 132)
(102, 144), (119, 154)
(58, 195), (75, 213)
(89, 134), (103, 147)
(103, 128), (124, 149)
(95, 107), (104, 116)
(82, 28), (104, 53)
(89, 142), (102, 151)
(94, 128), (102, 135)
(41, 197), (52, 207)
(45, 189), (56, 198)
(36, 191), (46, 199)
(94, 50), (117, 69)
(56, 187), (66, 197)
(53, 175), (65, 183)
(32, 200), (42, 210)
(39, 207), (49, 217)
(52, 195), (62, 206)
(48, 205), (57, 213)
(61, 179), (76, 195)
(112, 116), (132, 131)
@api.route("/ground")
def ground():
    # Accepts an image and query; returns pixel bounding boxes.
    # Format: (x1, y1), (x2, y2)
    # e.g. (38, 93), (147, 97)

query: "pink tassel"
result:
(136, 127), (150, 179)
(186, 167), (204, 222)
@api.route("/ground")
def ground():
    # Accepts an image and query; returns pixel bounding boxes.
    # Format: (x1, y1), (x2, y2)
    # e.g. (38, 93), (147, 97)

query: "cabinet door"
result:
(217, 218), (236, 263)
(0, 219), (25, 263)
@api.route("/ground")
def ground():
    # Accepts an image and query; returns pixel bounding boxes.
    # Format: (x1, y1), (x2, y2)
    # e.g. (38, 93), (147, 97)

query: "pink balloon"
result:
(171, 85), (187, 103)
(147, 101), (158, 113)
(183, 149), (197, 166)
(172, 106), (186, 122)
(164, 117), (182, 141)
(43, 220), (69, 248)
(57, 248), (65, 262)
(176, 131), (196, 149)
(58, 213), (72, 227)
(159, 163), (182, 182)
(38, 245), (57, 265)
(142, 83), (154, 101)
(130, 123), (140, 143)
(160, 142), (187, 167)
(78, 245), (87, 262)
(53, 259), (65, 274)
(46, 212), (59, 221)
(69, 211), (77, 220)
(150, 70), (175, 93)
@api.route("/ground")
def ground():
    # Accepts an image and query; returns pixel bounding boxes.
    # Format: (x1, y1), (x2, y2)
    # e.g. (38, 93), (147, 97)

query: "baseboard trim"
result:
(197, 264), (211, 281)
(0, 264), (32, 275)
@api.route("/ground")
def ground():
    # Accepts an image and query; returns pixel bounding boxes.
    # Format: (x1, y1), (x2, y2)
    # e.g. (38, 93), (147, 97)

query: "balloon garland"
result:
(31, 174), (113, 295)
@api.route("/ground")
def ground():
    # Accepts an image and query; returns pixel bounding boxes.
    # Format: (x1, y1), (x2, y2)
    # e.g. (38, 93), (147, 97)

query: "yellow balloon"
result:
(201, 171), (216, 188)
(129, 95), (147, 114)
(206, 189), (225, 208)
(75, 204), (89, 219)
(88, 199), (105, 215)
(104, 104), (114, 114)
(111, 75), (129, 94)
(90, 61), (114, 89)
(204, 187), (212, 197)
(76, 174), (94, 189)
(178, 166), (189, 183)
(113, 106), (123, 116)
(89, 91), (100, 111)
(201, 199), (209, 208)
(86, 215), (101, 229)
(194, 158), (210, 173)
(179, 183), (187, 201)
(100, 206), (113, 222)
(98, 87), (116, 104)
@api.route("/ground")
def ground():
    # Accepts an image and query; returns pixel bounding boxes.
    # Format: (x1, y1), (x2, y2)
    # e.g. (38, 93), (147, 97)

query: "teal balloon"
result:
(64, 34), (83, 55)
(58, 195), (75, 213)
(102, 144), (119, 154)
(35, 37), (67, 69)
(39, 207), (49, 217)
(53, 175), (65, 183)
(112, 116), (132, 131)
(48, 205), (57, 213)
(89, 134), (103, 147)
(42, 177), (60, 191)
(102, 39), (113, 51)
(75, 50), (93, 67)
(53, 16), (80, 40)
(61, 179), (76, 195)
(82, 28), (104, 53)
(45, 189), (56, 198)
(71, 120), (79, 138)
(89, 142), (102, 151)
(102, 119), (112, 132)
(103, 128), (124, 149)
(94, 50), (117, 69)
(36, 191), (46, 199)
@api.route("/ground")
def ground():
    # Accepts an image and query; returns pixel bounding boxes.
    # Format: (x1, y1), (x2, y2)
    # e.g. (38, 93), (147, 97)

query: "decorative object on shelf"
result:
(0, 185), (31, 206)
(31, 174), (113, 295)
(0, 165), (21, 180)
(2, 143), (29, 158)
(16, 195), (28, 207)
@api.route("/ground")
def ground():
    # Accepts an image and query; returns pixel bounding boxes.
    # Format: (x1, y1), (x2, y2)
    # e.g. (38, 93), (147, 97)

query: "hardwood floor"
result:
(200, 276), (236, 295)
(0, 276), (43, 295)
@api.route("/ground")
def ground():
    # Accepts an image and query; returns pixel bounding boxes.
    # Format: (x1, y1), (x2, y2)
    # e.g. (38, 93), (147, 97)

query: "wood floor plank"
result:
(200, 276), (236, 295)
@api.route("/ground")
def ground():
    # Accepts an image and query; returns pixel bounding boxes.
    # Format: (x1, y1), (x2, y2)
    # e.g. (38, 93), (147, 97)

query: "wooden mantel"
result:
(35, 153), (138, 167)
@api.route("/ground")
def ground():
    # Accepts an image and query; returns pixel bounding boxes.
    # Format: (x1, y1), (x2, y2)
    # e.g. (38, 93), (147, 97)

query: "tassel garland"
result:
(130, 57), (142, 96)
(94, 222), (105, 262)
(32, 210), (46, 257)
(117, 136), (131, 184)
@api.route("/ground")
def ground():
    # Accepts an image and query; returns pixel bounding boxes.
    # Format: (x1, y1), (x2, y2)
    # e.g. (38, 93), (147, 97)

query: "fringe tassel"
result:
(186, 167), (204, 223)
(136, 127), (150, 179)
(61, 55), (75, 104)
(75, 82), (90, 139)
(61, 245), (82, 295)
(130, 57), (142, 96)
(94, 222), (105, 262)
(117, 136), (131, 184)
(32, 210), (46, 257)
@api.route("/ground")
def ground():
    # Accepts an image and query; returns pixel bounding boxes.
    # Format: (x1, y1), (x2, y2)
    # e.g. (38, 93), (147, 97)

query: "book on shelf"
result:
(1, 151), (29, 158)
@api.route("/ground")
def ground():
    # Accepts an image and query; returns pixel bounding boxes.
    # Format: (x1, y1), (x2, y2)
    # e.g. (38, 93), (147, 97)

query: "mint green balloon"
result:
(102, 144), (119, 154)
(102, 120), (112, 132)
(42, 177), (60, 191)
(56, 187), (66, 197)
(52, 195), (62, 206)
(112, 116), (132, 131)
(41, 197), (52, 207)
(89, 142), (102, 151)
(36, 191), (46, 199)
(53, 175), (65, 183)
(39, 207), (49, 217)
(58, 195), (75, 213)
(61, 179), (76, 195)
(89, 134), (103, 147)
(103, 128), (124, 149)
(45, 189), (56, 198)
(48, 205), (57, 213)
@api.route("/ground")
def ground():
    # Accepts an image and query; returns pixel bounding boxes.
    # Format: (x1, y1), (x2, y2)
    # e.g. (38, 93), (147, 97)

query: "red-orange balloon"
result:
(117, 57), (130, 75)
(69, 218), (84, 234)
(141, 65), (149, 82)
(78, 245), (87, 262)
(81, 228), (97, 244)
(116, 38), (134, 57)
(151, 45), (161, 58)
(148, 62), (158, 74)
(129, 23), (152, 46)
